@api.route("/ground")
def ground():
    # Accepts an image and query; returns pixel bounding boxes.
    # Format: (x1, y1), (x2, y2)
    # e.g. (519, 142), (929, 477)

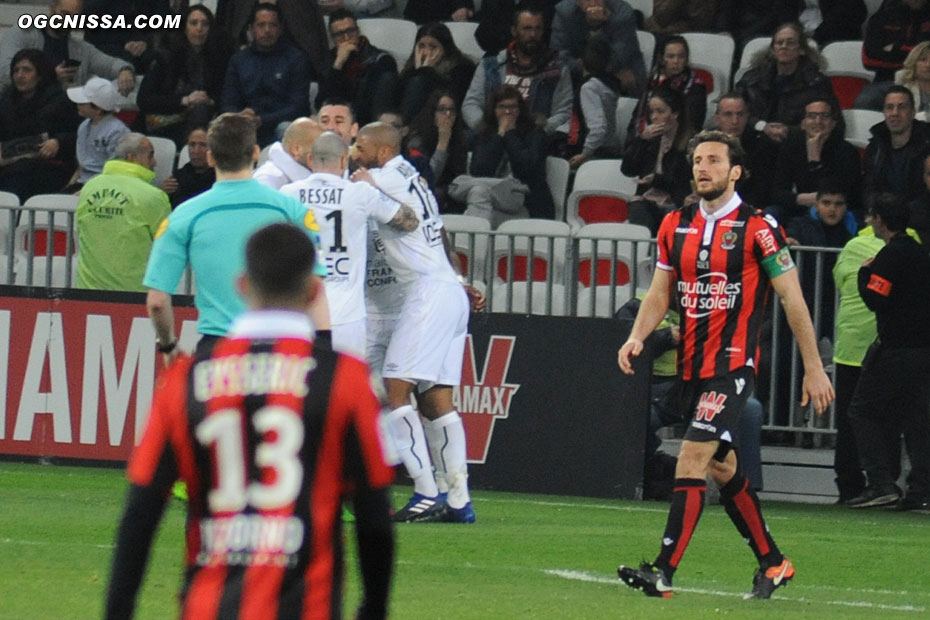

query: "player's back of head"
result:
(312, 131), (349, 170)
(208, 112), (260, 173)
(246, 223), (317, 303)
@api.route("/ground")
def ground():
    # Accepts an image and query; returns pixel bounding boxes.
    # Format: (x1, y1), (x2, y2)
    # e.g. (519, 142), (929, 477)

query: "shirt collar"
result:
(227, 310), (314, 341)
(699, 192), (742, 222)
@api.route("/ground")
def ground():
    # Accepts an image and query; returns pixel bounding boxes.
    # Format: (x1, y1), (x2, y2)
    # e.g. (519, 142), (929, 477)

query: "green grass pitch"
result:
(1, 462), (928, 619)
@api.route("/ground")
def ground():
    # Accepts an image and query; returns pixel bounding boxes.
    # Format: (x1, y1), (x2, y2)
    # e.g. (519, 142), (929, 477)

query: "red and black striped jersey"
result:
(125, 335), (394, 620)
(656, 196), (795, 380)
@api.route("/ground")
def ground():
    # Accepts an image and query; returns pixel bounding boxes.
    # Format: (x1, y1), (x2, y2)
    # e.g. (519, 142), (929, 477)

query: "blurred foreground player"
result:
(104, 223), (395, 619)
(617, 130), (834, 599)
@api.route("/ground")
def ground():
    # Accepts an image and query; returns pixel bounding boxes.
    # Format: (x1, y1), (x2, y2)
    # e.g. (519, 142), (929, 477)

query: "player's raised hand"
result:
(350, 166), (376, 187)
(800, 367), (834, 416)
(617, 338), (643, 375)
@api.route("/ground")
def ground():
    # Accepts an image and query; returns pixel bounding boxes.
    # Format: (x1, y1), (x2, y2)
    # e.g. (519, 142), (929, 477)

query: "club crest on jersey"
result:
(453, 335), (520, 463)
(720, 230), (738, 250)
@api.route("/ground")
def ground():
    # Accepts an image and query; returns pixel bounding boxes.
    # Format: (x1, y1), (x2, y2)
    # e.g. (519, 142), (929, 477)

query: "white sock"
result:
(424, 411), (470, 508)
(388, 405), (438, 498)
(424, 418), (449, 495)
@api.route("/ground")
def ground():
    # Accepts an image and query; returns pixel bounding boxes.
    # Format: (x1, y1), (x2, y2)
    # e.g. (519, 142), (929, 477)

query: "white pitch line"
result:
(544, 569), (927, 613)
(1, 537), (113, 549)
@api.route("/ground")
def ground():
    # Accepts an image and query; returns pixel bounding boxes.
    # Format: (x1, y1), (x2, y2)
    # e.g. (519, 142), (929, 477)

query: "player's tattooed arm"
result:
(386, 204), (420, 232)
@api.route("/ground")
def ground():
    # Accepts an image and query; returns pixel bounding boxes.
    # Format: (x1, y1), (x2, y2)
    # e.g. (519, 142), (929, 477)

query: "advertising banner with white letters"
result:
(0, 288), (649, 499)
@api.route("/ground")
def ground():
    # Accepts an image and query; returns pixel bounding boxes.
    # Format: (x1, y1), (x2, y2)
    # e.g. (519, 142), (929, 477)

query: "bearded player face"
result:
(691, 141), (741, 203)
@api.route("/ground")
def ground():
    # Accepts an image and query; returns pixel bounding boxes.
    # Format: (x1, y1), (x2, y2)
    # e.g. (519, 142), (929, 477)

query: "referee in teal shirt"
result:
(143, 113), (331, 360)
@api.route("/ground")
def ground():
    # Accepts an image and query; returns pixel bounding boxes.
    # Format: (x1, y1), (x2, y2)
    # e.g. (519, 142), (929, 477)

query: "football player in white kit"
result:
(352, 122), (475, 523)
(281, 132), (420, 358)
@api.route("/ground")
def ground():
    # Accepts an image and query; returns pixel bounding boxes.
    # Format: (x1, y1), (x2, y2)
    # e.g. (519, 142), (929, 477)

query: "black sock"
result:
(719, 471), (782, 568)
(315, 329), (332, 351)
(654, 477), (706, 579)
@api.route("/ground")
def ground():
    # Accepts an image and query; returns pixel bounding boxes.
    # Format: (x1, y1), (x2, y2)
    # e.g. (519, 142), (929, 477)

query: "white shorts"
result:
(332, 318), (367, 360)
(366, 315), (398, 378)
(382, 279), (468, 388)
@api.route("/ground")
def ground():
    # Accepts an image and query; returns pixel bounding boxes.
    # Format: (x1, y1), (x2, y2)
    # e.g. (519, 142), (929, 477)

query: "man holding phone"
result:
(0, 0), (135, 94)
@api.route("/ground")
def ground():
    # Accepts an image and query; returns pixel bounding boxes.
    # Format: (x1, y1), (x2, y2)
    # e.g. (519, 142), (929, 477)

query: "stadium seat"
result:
(442, 213), (491, 282)
(16, 194), (78, 258)
(545, 156), (571, 222)
(177, 144), (190, 169)
(493, 219), (570, 284)
(842, 108), (882, 150)
(358, 18), (418, 66)
(822, 41), (874, 109)
(565, 160), (637, 230)
(681, 32), (735, 112)
(0, 191), (19, 256)
(573, 222), (652, 291)
(615, 96), (638, 147)
(637, 30), (655, 68)
(734, 37), (770, 85)
(147, 136), (177, 189)
(443, 21), (483, 62)
(575, 284), (633, 318)
(626, 0), (653, 20)
(491, 281), (567, 315)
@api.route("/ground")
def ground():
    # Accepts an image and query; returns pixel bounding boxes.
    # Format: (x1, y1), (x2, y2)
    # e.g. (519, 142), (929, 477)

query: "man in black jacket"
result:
(315, 9), (397, 126)
(863, 86), (930, 203)
(847, 193), (930, 512)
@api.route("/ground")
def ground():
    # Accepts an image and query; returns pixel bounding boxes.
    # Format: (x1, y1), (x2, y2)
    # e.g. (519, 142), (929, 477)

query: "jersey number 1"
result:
(195, 406), (304, 512)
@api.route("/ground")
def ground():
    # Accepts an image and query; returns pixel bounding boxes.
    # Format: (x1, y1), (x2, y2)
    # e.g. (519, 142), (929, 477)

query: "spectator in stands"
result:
(220, 3), (312, 147)
(463, 84), (554, 224)
(462, 5), (573, 136)
(907, 152), (930, 245)
(75, 133), (171, 292)
(0, 49), (80, 201)
(896, 42), (930, 122)
(395, 23), (476, 125)
(712, 91), (778, 208)
(771, 96), (862, 223)
(404, 0), (475, 23)
(137, 4), (233, 146)
(219, 0), (329, 74)
(784, 178), (854, 336)
(621, 84), (693, 234)
(316, 0), (393, 18)
(318, 99), (359, 145)
(735, 22), (836, 143)
(0, 0), (136, 95)
(162, 126), (215, 208)
(631, 35), (707, 137)
(790, 0), (867, 46)
(474, 0), (559, 57)
(855, 0), (930, 110)
(82, 0), (167, 73)
(316, 9), (397, 126)
(253, 117), (322, 189)
(569, 37), (623, 169)
(67, 76), (130, 188)
(550, 0), (645, 95)
(644, 0), (718, 36)
(863, 86), (930, 202)
(406, 90), (469, 212)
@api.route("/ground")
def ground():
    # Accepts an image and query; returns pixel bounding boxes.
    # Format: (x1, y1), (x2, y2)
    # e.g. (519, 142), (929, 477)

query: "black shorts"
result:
(679, 366), (755, 460)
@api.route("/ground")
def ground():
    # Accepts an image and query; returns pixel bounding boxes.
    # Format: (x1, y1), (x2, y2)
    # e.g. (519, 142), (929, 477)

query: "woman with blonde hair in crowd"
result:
(897, 41), (930, 121)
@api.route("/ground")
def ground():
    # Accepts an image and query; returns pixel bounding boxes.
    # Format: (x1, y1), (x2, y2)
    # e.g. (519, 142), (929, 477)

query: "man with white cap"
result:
(67, 75), (129, 187)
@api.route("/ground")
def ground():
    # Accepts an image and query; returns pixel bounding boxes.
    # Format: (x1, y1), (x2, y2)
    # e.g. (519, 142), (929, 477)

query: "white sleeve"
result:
(362, 184), (401, 224)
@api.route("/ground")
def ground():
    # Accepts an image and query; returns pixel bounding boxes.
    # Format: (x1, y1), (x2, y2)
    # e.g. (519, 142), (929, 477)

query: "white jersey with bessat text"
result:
(281, 172), (400, 325)
(370, 155), (458, 285)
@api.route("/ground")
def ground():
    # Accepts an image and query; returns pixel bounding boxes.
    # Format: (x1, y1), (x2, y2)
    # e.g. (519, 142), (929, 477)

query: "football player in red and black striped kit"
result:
(104, 223), (395, 620)
(617, 130), (834, 600)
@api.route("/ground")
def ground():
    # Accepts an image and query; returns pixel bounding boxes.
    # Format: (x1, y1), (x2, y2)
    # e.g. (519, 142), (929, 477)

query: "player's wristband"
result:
(156, 339), (177, 354)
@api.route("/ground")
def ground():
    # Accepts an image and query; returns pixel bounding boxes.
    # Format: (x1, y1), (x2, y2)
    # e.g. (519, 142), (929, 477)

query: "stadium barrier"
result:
(0, 287), (650, 499)
(0, 203), (844, 440)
